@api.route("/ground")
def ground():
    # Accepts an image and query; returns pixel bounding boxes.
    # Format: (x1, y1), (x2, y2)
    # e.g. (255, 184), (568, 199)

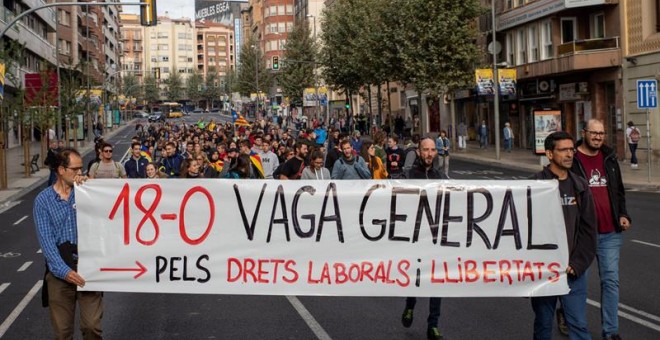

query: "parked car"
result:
(209, 108), (220, 114)
(148, 111), (165, 122)
(193, 108), (204, 114)
(134, 111), (149, 119)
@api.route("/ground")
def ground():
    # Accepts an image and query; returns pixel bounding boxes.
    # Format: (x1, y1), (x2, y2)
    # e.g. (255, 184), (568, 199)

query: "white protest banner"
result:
(76, 179), (569, 297)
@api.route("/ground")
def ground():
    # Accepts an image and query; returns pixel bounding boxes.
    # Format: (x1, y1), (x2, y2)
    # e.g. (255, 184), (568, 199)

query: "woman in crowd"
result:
(360, 142), (388, 179)
(224, 154), (252, 179)
(145, 162), (167, 179)
(180, 158), (203, 178)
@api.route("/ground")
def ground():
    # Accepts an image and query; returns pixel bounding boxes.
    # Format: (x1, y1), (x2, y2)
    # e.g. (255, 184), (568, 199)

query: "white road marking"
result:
(587, 299), (660, 332)
(36, 249), (41, 254)
(0, 280), (42, 338)
(618, 302), (660, 323)
(0, 283), (9, 295)
(16, 261), (32, 272)
(286, 296), (332, 340)
(631, 239), (660, 249)
(12, 216), (27, 226)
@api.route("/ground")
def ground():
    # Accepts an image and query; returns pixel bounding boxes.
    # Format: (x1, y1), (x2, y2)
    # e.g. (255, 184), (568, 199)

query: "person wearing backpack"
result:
(625, 121), (640, 169)
(88, 142), (127, 179)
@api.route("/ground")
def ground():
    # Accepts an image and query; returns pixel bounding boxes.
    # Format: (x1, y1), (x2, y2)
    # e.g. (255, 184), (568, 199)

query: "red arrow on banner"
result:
(100, 261), (147, 279)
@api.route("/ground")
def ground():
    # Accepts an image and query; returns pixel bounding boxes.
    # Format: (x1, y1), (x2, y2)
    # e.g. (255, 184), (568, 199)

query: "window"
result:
(286, 22), (294, 32)
(158, 32), (168, 39)
(162, 67), (169, 73)
(160, 56), (169, 62)
(178, 68), (186, 73)
(159, 44), (169, 51)
(591, 13), (605, 38)
(278, 5), (285, 15)
(178, 44), (186, 51)
(540, 20), (553, 59)
(561, 18), (576, 43)
(270, 6), (277, 15)
(506, 0), (513, 9)
(528, 24), (538, 62)
(516, 29), (526, 65)
(278, 22), (285, 33)
(506, 32), (515, 65)
(286, 5), (293, 14)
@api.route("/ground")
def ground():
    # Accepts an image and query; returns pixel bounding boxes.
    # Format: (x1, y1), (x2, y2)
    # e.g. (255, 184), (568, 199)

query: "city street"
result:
(0, 126), (658, 339)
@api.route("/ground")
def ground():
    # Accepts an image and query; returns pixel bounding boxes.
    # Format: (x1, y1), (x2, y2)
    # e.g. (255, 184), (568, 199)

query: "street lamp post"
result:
(252, 44), (260, 120)
(492, 0), (501, 160)
(306, 14), (320, 123)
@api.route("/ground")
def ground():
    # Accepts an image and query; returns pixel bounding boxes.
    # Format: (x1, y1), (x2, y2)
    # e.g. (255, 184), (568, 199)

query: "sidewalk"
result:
(451, 141), (660, 191)
(0, 122), (136, 207)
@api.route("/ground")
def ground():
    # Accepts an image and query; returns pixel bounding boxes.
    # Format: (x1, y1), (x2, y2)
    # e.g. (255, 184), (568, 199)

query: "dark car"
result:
(148, 111), (165, 122)
(193, 108), (204, 114)
(209, 108), (220, 114)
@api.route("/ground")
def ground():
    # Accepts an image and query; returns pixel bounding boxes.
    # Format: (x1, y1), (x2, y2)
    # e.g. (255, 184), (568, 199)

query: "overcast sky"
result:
(121, 0), (196, 20)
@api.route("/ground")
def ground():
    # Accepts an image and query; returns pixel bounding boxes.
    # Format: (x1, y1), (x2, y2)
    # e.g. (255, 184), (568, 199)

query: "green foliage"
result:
(122, 73), (142, 104)
(186, 71), (204, 107)
(320, 0), (483, 96)
(163, 71), (183, 101)
(280, 22), (316, 108)
(143, 74), (160, 108)
(236, 35), (274, 97)
(203, 71), (222, 108)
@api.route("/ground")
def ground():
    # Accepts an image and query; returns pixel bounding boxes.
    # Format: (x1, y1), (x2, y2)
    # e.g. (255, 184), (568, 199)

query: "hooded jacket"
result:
(571, 141), (631, 232)
(534, 166), (597, 277)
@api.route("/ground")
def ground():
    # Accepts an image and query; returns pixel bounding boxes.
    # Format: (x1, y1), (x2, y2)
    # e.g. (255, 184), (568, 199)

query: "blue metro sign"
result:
(637, 79), (657, 109)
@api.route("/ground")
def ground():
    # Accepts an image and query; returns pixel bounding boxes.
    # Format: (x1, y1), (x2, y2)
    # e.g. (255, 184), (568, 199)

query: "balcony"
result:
(514, 37), (621, 80)
(557, 37), (619, 56)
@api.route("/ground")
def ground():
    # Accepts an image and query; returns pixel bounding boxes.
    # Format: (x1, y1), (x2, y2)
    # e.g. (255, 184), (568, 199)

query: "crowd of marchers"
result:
(37, 117), (630, 340)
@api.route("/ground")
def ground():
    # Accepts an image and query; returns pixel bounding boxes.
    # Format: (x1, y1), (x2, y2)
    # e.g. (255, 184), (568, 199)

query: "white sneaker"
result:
(632, 164), (638, 169)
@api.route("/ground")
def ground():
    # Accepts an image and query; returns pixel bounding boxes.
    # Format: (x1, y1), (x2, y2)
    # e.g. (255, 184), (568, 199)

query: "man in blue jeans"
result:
(400, 138), (447, 340)
(531, 131), (597, 340)
(572, 119), (632, 340)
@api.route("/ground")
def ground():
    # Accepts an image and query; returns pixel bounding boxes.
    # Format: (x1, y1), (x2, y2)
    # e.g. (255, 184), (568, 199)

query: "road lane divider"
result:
(16, 261), (32, 272)
(0, 280), (42, 338)
(12, 216), (27, 226)
(587, 299), (660, 332)
(0, 283), (9, 295)
(631, 239), (660, 249)
(286, 296), (332, 340)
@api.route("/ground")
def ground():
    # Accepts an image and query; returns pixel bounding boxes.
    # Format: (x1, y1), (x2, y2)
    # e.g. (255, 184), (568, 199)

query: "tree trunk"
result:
(387, 82), (393, 134)
(417, 89), (424, 136)
(41, 127), (48, 168)
(0, 130), (7, 189)
(23, 125), (31, 178)
(367, 85), (372, 135)
(376, 84), (382, 127)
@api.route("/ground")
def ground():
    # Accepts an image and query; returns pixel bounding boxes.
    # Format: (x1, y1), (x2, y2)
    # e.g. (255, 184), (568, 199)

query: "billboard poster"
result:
(533, 110), (562, 155)
(195, 0), (246, 25)
(303, 87), (328, 107)
(475, 69), (494, 96)
(498, 69), (517, 96)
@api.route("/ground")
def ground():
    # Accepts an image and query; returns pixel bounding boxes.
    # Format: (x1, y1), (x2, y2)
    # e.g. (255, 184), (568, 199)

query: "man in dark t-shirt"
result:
(386, 136), (406, 179)
(531, 131), (597, 340)
(279, 142), (308, 180)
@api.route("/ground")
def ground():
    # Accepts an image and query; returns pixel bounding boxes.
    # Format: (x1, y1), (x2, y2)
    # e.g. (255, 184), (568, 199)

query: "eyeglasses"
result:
(585, 130), (605, 137)
(103, 149), (113, 153)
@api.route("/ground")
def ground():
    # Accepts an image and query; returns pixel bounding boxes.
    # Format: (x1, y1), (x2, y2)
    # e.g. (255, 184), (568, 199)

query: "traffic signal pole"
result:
(0, 2), (148, 41)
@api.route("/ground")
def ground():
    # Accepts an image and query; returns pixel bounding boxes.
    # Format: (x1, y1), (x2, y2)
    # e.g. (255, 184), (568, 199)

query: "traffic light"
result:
(140, 0), (157, 26)
(345, 98), (350, 110)
(154, 67), (160, 79)
(272, 56), (279, 70)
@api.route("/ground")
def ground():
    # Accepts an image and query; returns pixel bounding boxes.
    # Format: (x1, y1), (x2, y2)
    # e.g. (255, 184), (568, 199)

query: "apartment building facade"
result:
(143, 15), (195, 100)
(459, 0), (623, 155)
(621, 0), (660, 163)
(195, 20), (236, 79)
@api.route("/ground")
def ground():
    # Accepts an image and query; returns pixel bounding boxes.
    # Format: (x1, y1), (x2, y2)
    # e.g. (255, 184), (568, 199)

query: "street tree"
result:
(163, 71), (183, 101)
(143, 74), (160, 110)
(319, 0), (364, 117)
(203, 68), (222, 110)
(122, 73), (142, 108)
(186, 71), (204, 108)
(280, 22), (316, 109)
(391, 0), (482, 133)
(236, 36), (274, 98)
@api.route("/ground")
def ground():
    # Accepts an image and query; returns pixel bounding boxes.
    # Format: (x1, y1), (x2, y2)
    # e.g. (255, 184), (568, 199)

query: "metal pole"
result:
(255, 47), (259, 120)
(312, 16), (320, 123)
(647, 108), (651, 183)
(492, 0), (501, 160)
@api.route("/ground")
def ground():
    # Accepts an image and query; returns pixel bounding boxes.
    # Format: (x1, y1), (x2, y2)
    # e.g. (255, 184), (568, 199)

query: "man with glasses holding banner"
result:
(34, 148), (103, 339)
(572, 119), (631, 340)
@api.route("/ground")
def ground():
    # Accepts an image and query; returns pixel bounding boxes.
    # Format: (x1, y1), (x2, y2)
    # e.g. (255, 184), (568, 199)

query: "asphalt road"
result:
(0, 118), (658, 339)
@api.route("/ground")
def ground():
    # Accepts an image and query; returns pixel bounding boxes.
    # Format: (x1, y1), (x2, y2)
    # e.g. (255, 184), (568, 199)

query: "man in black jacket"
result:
(400, 137), (447, 340)
(531, 131), (597, 340)
(571, 119), (631, 340)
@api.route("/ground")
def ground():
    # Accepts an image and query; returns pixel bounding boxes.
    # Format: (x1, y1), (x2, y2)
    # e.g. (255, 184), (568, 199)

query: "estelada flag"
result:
(0, 63), (5, 101)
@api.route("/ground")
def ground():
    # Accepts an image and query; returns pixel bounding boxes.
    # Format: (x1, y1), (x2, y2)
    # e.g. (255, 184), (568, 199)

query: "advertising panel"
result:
(533, 110), (562, 155)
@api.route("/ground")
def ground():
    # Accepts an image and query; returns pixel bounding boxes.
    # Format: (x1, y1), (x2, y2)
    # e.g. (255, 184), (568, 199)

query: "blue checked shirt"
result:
(33, 186), (78, 279)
